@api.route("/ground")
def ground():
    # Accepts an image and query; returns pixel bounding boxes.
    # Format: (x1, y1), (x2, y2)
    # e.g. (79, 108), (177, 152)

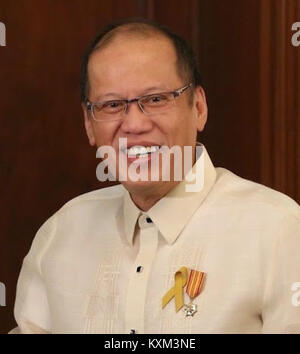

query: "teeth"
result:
(125, 145), (160, 156)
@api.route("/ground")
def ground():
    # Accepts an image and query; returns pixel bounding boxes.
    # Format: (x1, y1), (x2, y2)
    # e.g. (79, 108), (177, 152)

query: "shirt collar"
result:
(123, 143), (216, 246)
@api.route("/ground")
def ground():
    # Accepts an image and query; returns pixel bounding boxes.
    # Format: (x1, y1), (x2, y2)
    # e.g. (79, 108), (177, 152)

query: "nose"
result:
(120, 100), (153, 135)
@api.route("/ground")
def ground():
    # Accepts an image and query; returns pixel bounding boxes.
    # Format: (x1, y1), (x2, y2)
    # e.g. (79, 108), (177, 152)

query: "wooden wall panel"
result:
(196, 0), (262, 182)
(260, 0), (300, 202)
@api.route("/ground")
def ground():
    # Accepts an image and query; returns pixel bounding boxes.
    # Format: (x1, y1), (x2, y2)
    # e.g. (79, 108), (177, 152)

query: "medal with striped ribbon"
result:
(183, 269), (206, 317)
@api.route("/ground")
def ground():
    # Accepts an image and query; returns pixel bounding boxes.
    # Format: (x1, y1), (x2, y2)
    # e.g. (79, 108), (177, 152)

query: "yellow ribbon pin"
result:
(162, 267), (188, 312)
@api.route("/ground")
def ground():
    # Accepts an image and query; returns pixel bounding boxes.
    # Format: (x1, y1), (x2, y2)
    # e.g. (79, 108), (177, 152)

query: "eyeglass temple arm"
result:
(173, 83), (192, 97)
(85, 100), (92, 111)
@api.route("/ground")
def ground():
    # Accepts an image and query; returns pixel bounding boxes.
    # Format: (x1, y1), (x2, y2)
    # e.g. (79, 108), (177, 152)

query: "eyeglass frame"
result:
(85, 83), (193, 121)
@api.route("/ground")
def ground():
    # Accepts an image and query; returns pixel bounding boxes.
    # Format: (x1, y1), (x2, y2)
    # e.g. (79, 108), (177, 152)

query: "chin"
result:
(121, 179), (161, 192)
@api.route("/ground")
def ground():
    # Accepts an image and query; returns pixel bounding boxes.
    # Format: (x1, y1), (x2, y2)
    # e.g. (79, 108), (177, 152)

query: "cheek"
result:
(92, 122), (121, 147)
(153, 111), (193, 145)
(170, 112), (197, 142)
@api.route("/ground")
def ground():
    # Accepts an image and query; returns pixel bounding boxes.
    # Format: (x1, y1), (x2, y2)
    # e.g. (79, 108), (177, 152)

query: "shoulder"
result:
(45, 183), (127, 230)
(57, 183), (124, 213)
(213, 167), (300, 223)
(208, 168), (300, 261)
(24, 184), (125, 260)
(35, 184), (124, 238)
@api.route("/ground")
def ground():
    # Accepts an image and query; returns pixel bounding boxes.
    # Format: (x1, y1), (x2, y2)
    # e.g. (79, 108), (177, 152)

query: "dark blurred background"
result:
(0, 0), (299, 334)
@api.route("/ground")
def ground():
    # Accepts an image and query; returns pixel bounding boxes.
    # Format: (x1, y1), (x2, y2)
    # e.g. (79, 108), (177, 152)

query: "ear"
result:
(193, 86), (208, 132)
(82, 103), (96, 146)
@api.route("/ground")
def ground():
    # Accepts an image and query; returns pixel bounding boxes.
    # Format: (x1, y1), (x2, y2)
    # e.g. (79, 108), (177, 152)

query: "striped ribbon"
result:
(186, 269), (206, 299)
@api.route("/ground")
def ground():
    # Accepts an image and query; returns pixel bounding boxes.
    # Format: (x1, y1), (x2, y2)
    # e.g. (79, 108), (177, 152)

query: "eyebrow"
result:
(93, 85), (170, 101)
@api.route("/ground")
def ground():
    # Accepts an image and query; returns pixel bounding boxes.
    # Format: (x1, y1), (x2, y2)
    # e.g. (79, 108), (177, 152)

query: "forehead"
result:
(87, 33), (181, 94)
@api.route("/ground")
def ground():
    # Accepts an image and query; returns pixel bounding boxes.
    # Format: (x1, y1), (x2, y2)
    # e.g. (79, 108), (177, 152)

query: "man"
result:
(11, 18), (300, 334)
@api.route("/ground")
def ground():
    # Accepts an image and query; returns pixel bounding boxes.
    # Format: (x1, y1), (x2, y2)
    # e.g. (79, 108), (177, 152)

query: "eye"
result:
(104, 101), (122, 108)
(144, 94), (168, 106)
(150, 96), (162, 102)
(101, 100), (125, 113)
(150, 95), (165, 103)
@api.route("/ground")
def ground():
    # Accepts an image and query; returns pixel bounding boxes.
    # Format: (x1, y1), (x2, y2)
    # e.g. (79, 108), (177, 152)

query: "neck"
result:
(128, 180), (179, 211)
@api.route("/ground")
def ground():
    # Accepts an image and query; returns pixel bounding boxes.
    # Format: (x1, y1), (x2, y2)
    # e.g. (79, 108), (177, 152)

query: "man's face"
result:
(83, 33), (207, 196)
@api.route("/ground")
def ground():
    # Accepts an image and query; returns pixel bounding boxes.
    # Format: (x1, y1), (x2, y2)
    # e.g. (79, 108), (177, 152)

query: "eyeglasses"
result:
(86, 83), (192, 122)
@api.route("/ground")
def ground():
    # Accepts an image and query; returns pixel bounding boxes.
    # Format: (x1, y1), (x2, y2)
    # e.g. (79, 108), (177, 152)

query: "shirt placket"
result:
(124, 214), (158, 334)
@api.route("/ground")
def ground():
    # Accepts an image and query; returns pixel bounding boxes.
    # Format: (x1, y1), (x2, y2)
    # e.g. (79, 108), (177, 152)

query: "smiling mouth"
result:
(122, 145), (161, 158)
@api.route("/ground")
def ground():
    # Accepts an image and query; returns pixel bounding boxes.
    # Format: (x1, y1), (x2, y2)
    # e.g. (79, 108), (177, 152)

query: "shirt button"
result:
(136, 266), (143, 273)
(138, 214), (153, 229)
